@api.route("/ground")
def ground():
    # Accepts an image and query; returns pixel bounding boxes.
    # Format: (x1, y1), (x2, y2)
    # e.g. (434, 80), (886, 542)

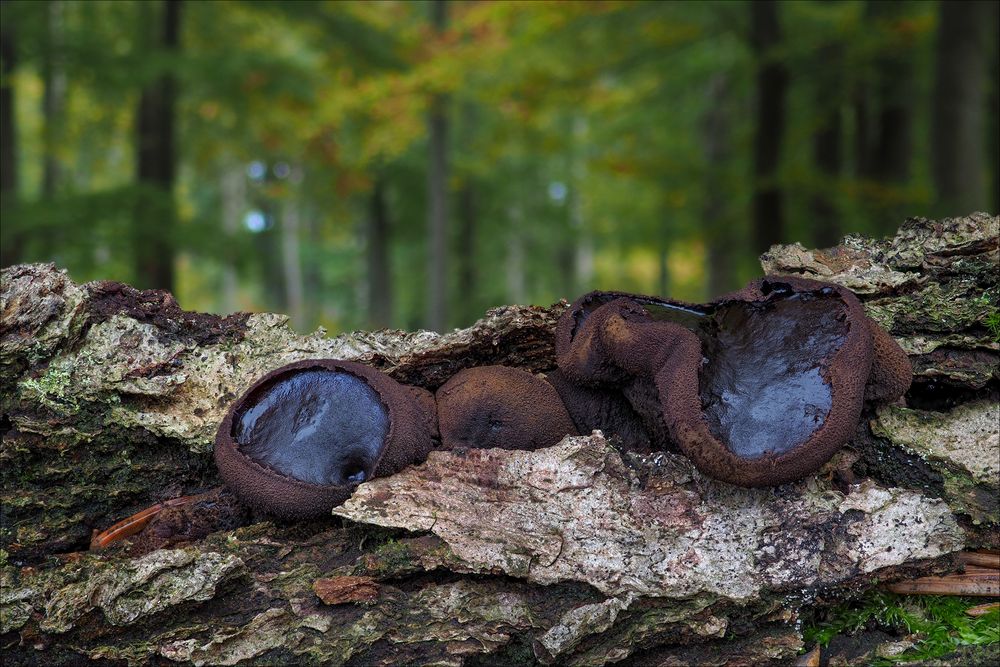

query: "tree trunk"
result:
(455, 101), (478, 327)
(219, 162), (245, 315)
(931, 0), (990, 216)
(1, 215), (997, 665)
(505, 203), (526, 304)
(869, 10), (913, 187)
(0, 8), (20, 268)
(810, 42), (843, 249)
(280, 178), (304, 332)
(988, 3), (1000, 215)
(368, 176), (393, 329)
(133, 0), (181, 291)
(749, 0), (788, 254)
(41, 0), (65, 200)
(702, 75), (737, 298)
(425, 0), (449, 332)
(570, 116), (593, 295)
(456, 177), (477, 327)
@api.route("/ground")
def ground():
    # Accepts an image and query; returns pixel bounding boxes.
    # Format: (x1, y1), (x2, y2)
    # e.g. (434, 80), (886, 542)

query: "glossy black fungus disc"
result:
(235, 369), (389, 486)
(215, 359), (435, 519)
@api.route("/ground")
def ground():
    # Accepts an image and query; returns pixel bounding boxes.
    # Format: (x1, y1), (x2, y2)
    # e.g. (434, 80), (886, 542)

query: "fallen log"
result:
(1, 213), (997, 665)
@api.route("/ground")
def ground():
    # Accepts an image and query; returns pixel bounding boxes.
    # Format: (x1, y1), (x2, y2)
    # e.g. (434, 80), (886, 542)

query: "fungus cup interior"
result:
(569, 284), (851, 461)
(697, 286), (848, 459)
(234, 368), (389, 487)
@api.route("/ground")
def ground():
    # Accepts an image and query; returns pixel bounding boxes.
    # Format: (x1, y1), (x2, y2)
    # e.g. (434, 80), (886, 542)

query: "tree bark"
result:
(425, 0), (449, 332)
(1, 215), (997, 665)
(749, 0), (789, 254)
(931, 0), (990, 216)
(133, 0), (181, 292)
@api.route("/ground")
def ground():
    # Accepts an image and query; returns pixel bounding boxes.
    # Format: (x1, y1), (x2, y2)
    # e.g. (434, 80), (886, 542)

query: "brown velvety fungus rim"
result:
(658, 276), (875, 487)
(555, 277), (897, 486)
(214, 358), (435, 519)
(555, 291), (704, 387)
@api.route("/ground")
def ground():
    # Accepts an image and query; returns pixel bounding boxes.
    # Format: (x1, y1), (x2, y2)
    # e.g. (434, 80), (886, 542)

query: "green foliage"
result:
(1, 0), (994, 332)
(984, 310), (1000, 344)
(804, 591), (1000, 664)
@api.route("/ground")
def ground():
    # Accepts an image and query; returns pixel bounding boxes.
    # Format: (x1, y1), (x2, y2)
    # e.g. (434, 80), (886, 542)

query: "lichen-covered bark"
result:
(1, 213), (997, 666)
(762, 212), (999, 537)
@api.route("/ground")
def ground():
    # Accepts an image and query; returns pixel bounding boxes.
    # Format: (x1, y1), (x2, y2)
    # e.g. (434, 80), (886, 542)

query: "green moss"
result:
(804, 591), (1000, 665)
(984, 310), (1000, 344)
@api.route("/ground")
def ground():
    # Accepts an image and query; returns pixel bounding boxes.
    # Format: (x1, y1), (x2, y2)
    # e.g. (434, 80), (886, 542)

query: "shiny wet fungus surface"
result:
(698, 292), (847, 459)
(235, 369), (389, 486)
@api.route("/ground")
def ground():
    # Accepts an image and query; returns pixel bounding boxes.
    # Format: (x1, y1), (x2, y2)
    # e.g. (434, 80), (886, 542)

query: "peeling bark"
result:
(1, 213), (998, 665)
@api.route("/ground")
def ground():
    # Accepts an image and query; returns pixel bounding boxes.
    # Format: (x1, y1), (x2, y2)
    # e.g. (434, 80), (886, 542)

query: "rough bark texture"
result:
(1, 214), (998, 666)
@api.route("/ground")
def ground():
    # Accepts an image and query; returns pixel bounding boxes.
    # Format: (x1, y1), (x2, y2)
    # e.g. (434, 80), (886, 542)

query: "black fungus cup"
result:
(657, 276), (876, 487)
(554, 276), (912, 487)
(214, 359), (436, 519)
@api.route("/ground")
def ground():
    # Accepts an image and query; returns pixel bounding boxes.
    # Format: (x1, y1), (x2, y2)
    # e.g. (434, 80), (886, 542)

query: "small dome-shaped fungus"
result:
(554, 276), (911, 487)
(214, 359), (435, 519)
(662, 277), (873, 486)
(436, 365), (578, 451)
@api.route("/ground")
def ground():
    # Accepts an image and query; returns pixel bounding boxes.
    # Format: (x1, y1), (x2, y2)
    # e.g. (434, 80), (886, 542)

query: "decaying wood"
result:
(1, 213), (997, 666)
(313, 576), (380, 606)
(885, 567), (1000, 596)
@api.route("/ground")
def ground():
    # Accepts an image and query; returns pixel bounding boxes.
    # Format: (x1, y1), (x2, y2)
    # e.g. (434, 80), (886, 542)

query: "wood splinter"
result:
(886, 551), (1000, 597)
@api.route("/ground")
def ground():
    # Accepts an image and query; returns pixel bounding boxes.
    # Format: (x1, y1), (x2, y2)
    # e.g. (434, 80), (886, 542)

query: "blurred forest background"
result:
(0, 0), (997, 334)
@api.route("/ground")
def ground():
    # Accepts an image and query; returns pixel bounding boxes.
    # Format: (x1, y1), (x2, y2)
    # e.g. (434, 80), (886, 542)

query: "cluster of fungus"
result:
(214, 276), (911, 518)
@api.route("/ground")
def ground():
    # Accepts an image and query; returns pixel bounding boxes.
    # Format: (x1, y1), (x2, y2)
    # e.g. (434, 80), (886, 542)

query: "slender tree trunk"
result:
(811, 41), (843, 249)
(853, 88), (871, 181)
(988, 4), (1000, 215)
(657, 225), (670, 298)
(41, 0), (64, 199)
(280, 176), (304, 331)
(302, 201), (323, 328)
(455, 102), (478, 326)
(219, 163), (245, 314)
(426, 0), (449, 331)
(570, 116), (593, 294)
(506, 204), (526, 305)
(134, 0), (181, 291)
(871, 51), (913, 183)
(860, 1), (915, 234)
(0, 8), (20, 267)
(456, 178), (477, 326)
(811, 109), (842, 248)
(749, 0), (788, 254)
(931, 0), (989, 215)
(368, 177), (392, 329)
(702, 75), (736, 298)
(253, 205), (285, 312)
